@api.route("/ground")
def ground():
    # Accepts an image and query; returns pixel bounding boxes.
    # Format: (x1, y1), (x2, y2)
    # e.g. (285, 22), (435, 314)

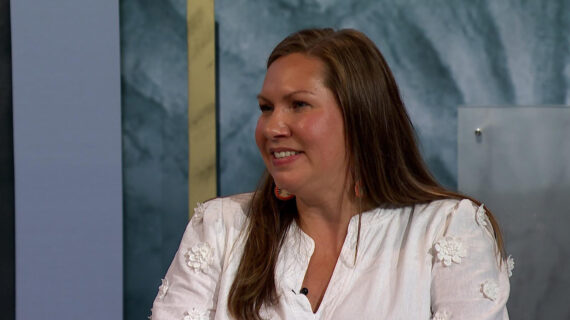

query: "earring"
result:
(274, 186), (295, 200)
(355, 180), (363, 198)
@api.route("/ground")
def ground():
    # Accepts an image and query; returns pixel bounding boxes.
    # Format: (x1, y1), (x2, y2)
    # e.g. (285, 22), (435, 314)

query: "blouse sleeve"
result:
(430, 199), (510, 320)
(150, 198), (233, 320)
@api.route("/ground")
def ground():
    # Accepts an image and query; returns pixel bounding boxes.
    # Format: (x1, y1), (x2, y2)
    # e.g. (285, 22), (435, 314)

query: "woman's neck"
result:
(295, 190), (359, 252)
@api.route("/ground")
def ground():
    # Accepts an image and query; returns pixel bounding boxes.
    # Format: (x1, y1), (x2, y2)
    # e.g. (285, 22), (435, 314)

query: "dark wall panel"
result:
(0, 0), (14, 318)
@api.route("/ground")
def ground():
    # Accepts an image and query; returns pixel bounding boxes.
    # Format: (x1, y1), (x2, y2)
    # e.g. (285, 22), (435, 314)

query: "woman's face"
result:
(255, 53), (348, 197)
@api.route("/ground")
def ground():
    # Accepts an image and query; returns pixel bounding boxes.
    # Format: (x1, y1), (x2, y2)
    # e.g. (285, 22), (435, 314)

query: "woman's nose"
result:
(264, 109), (291, 139)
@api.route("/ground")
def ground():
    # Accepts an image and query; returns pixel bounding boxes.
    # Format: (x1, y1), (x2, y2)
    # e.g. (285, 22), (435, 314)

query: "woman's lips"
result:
(270, 150), (302, 166)
(273, 150), (300, 159)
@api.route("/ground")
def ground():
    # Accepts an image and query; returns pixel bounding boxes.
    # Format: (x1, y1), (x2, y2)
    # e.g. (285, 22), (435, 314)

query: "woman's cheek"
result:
(254, 118), (265, 150)
(298, 113), (328, 138)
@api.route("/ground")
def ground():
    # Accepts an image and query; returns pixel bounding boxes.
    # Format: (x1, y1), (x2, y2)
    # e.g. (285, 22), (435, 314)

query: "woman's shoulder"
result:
(429, 198), (491, 230)
(416, 197), (477, 214)
(408, 198), (495, 244)
(415, 198), (483, 223)
(190, 192), (253, 232)
(196, 192), (253, 215)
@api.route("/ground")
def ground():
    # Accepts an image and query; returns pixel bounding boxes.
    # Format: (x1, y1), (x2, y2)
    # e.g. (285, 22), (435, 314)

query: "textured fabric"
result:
(151, 193), (510, 319)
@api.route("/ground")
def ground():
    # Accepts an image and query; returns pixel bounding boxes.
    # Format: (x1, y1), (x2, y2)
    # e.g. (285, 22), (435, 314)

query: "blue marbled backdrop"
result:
(120, 0), (188, 319)
(216, 0), (569, 196)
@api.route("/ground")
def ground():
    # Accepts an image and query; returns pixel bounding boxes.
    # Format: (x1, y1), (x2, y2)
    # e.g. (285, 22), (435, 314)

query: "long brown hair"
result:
(228, 28), (504, 319)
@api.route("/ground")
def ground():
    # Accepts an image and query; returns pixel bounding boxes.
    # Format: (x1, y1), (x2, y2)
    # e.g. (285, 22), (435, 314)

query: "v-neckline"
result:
(290, 218), (359, 315)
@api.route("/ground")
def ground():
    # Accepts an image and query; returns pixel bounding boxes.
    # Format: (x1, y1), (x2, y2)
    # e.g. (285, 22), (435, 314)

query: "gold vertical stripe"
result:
(187, 0), (217, 218)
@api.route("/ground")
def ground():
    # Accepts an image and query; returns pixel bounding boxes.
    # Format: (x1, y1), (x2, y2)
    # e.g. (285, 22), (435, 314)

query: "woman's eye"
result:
(292, 101), (309, 109)
(259, 104), (273, 112)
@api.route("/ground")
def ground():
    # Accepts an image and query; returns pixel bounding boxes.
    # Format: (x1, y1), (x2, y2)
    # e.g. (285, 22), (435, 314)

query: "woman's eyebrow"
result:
(284, 90), (315, 99)
(257, 90), (315, 101)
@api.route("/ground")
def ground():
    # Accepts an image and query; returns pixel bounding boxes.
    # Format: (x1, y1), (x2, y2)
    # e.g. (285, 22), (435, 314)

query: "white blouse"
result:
(151, 193), (511, 320)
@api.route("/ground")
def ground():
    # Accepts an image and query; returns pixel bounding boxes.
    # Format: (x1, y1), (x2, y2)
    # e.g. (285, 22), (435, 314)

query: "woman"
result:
(151, 28), (511, 320)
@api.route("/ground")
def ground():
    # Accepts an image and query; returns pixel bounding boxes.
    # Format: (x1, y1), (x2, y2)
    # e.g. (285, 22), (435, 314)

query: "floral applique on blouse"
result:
(506, 255), (515, 277)
(185, 242), (214, 273)
(157, 278), (169, 300)
(475, 204), (488, 227)
(481, 279), (499, 301)
(192, 202), (207, 226)
(432, 309), (451, 320)
(434, 236), (467, 266)
(183, 308), (209, 320)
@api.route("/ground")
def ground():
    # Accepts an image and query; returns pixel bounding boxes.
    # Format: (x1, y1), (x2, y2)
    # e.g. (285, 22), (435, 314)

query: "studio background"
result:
(4, 0), (568, 319)
(122, 1), (568, 319)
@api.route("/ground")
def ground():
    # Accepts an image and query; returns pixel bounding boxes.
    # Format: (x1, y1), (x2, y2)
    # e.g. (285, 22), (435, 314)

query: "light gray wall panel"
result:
(11, 0), (122, 318)
(458, 106), (570, 320)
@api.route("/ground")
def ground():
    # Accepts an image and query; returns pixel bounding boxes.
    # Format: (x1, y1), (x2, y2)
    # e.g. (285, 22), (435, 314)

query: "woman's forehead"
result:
(260, 54), (326, 94)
